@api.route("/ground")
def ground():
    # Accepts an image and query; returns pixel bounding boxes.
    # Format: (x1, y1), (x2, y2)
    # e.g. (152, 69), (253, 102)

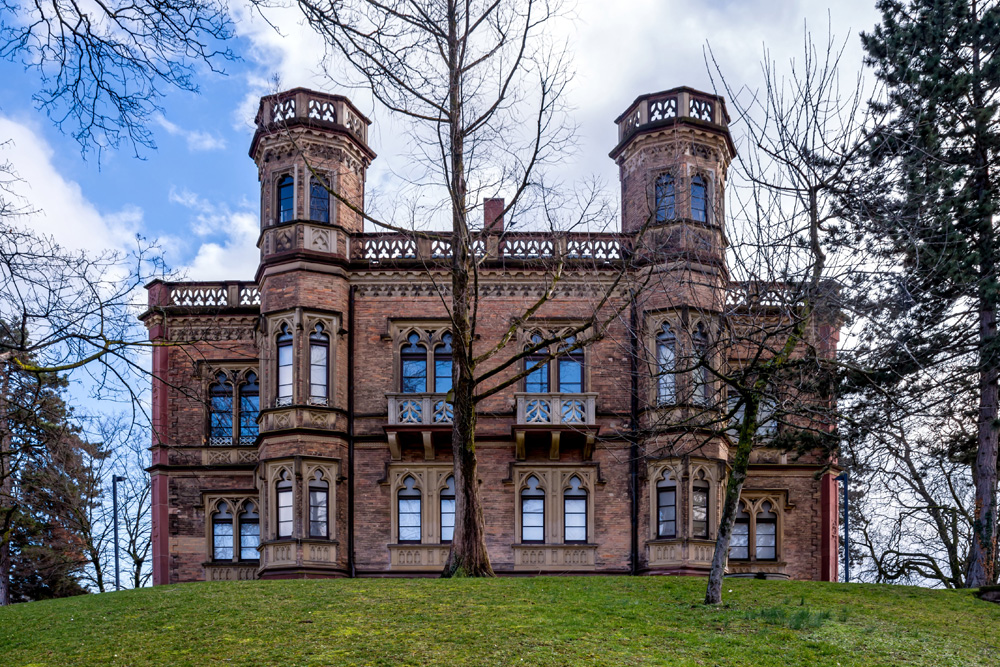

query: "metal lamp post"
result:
(112, 475), (126, 591)
(834, 471), (849, 583)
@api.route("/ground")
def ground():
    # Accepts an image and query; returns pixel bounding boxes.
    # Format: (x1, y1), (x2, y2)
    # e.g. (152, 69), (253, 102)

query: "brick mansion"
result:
(141, 86), (842, 584)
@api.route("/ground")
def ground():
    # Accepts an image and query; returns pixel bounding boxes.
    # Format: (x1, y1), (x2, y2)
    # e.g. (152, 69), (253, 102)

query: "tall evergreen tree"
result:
(851, 0), (1000, 587)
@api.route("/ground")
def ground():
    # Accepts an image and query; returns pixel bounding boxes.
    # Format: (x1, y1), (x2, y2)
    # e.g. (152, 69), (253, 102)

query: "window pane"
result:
(730, 522), (749, 559)
(309, 490), (328, 537)
(310, 180), (330, 222)
(310, 343), (328, 400)
(440, 497), (455, 543)
(564, 495), (586, 543)
(558, 359), (582, 393)
(526, 362), (548, 393)
(240, 520), (259, 560)
(657, 341), (675, 404)
(692, 486), (709, 538)
(277, 489), (293, 537)
(402, 359), (427, 393)
(210, 394), (233, 440)
(656, 175), (675, 223)
(756, 522), (777, 560)
(435, 359), (453, 393)
(213, 521), (234, 560)
(522, 525), (544, 542)
(522, 494), (544, 542)
(398, 493), (421, 542)
(691, 177), (707, 222)
(279, 176), (294, 222)
(278, 344), (293, 400)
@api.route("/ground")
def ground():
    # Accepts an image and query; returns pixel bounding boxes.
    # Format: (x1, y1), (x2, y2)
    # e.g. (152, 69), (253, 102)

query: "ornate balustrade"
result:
(353, 233), (627, 265)
(515, 392), (597, 426)
(157, 281), (261, 309)
(616, 88), (729, 144)
(255, 88), (369, 146)
(386, 393), (454, 425)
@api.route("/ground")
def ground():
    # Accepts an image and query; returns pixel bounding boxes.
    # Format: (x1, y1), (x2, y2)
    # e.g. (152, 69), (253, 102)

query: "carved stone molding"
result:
(388, 544), (451, 571)
(512, 544), (597, 570)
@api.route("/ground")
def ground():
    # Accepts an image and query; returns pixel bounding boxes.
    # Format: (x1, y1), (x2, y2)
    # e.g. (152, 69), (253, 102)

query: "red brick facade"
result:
(141, 87), (840, 585)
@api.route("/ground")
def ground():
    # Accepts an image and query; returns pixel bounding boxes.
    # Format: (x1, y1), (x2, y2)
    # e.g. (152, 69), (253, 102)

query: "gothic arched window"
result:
(309, 176), (330, 223)
(656, 472), (677, 539)
(401, 333), (427, 393)
(209, 373), (233, 446)
(521, 476), (544, 543)
(756, 502), (778, 561)
(435, 334), (453, 393)
(692, 471), (710, 539)
(691, 174), (707, 222)
(212, 502), (234, 560)
(692, 322), (711, 406)
(238, 372), (259, 445)
(308, 471), (329, 538)
(276, 324), (294, 406)
(557, 336), (584, 393)
(563, 476), (587, 543)
(730, 502), (751, 560)
(278, 174), (294, 223)
(655, 173), (676, 223)
(239, 503), (260, 560)
(656, 323), (677, 405)
(276, 471), (294, 539)
(309, 324), (330, 405)
(398, 476), (421, 543)
(440, 476), (456, 544)
(525, 334), (549, 393)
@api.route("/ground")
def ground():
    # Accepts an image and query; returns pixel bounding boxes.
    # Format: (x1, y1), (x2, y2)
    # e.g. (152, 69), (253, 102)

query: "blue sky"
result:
(0, 0), (881, 283)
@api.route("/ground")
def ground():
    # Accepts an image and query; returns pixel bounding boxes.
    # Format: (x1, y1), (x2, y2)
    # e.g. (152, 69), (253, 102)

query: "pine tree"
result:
(851, 0), (1000, 587)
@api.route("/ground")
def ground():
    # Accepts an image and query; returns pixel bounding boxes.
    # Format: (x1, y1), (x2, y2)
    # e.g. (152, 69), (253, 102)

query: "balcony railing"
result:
(149, 281), (261, 309)
(387, 393), (454, 426)
(616, 88), (729, 145)
(353, 233), (627, 265)
(255, 88), (370, 146)
(515, 393), (597, 426)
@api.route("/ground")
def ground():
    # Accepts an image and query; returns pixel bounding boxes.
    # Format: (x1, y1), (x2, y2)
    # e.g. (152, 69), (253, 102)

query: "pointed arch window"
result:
(557, 336), (584, 393)
(238, 373), (259, 445)
(691, 174), (707, 222)
(309, 324), (330, 405)
(656, 323), (677, 405)
(756, 502), (777, 560)
(655, 173), (676, 223)
(656, 472), (677, 538)
(398, 476), (421, 543)
(730, 502), (751, 560)
(692, 471), (710, 539)
(309, 471), (329, 538)
(239, 503), (260, 560)
(401, 333), (427, 393)
(278, 174), (295, 223)
(276, 325), (294, 406)
(309, 176), (330, 223)
(212, 502), (234, 560)
(563, 476), (587, 543)
(276, 471), (294, 539)
(209, 373), (233, 446)
(525, 334), (549, 393)
(440, 476), (456, 544)
(435, 334), (453, 394)
(692, 323), (712, 406)
(521, 476), (545, 543)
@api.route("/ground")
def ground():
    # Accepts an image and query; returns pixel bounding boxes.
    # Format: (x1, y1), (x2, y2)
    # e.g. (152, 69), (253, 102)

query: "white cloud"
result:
(156, 115), (226, 152)
(0, 117), (144, 254)
(169, 186), (259, 280)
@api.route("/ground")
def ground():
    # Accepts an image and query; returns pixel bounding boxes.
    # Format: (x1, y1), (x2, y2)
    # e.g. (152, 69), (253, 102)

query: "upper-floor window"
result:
(563, 476), (587, 543)
(691, 175), (707, 223)
(521, 475), (545, 543)
(727, 394), (779, 442)
(656, 472), (677, 538)
(692, 471), (710, 539)
(656, 323), (677, 405)
(398, 476), (422, 543)
(239, 503), (260, 560)
(208, 371), (259, 446)
(524, 333), (549, 393)
(309, 471), (330, 538)
(557, 336), (584, 393)
(655, 173), (676, 223)
(401, 333), (427, 393)
(212, 501), (234, 560)
(276, 470), (294, 538)
(440, 475), (456, 544)
(435, 334), (453, 393)
(523, 330), (587, 394)
(310, 176), (330, 223)
(692, 322), (712, 406)
(310, 324), (330, 405)
(278, 175), (295, 223)
(276, 324), (293, 406)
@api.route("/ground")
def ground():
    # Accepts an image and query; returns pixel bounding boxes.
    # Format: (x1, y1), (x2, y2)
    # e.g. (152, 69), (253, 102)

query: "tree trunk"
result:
(442, 0), (493, 577)
(0, 360), (12, 606)
(705, 398), (758, 604)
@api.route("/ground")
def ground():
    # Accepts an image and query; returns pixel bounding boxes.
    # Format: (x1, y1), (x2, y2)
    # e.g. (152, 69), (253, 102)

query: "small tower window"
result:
(276, 470), (294, 539)
(691, 175), (707, 223)
(656, 323), (676, 405)
(440, 476), (456, 544)
(212, 502), (234, 560)
(435, 334), (453, 394)
(525, 333), (549, 393)
(278, 174), (295, 223)
(308, 471), (329, 538)
(238, 373), (259, 445)
(692, 322), (711, 406)
(239, 503), (260, 560)
(557, 336), (584, 393)
(309, 324), (330, 405)
(655, 173), (675, 223)
(730, 502), (750, 560)
(656, 472), (677, 538)
(209, 373), (233, 446)
(692, 471), (710, 539)
(398, 476), (421, 543)
(520, 476), (544, 543)
(276, 325), (293, 406)
(756, 502), (778, 560)
(563, 476), (587, 543)
(401, 333), (427, 393)
(310, 176), (330, 223)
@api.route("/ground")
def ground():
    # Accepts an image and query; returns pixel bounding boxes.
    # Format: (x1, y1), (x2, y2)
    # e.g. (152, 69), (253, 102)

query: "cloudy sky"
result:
(0, 0), (881, 282)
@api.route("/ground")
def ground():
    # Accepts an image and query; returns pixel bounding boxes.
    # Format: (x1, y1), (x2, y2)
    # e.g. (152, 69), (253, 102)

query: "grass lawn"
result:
(1, 576), (997, 666)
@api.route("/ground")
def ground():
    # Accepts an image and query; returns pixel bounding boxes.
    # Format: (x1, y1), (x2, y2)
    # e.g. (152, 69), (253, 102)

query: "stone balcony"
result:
(385, 392), (453, 460)
(253, 88), (371, 148)
(513, 392), (599, 460)
(614, 87), (730, 146)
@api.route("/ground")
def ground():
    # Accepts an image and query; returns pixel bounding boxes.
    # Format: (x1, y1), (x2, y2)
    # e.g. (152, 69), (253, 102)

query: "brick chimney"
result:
(484, 198), (505, 234)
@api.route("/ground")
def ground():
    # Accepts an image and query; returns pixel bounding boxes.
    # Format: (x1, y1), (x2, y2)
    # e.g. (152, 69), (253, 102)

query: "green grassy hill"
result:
(1, 576), (997, 666)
